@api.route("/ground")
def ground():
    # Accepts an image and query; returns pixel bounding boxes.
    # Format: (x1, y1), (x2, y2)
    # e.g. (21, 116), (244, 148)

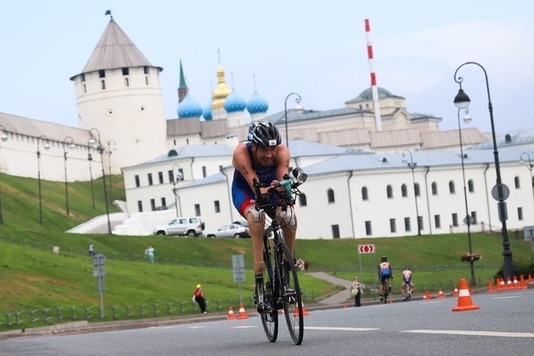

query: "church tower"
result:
(70, 16), (167, 174)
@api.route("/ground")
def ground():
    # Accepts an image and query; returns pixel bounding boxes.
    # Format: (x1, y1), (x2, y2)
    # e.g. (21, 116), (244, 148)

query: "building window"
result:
(299, 194), (307, 207)
(157, 171), (163, 184)
(101, 80), (106, 90)
(404, 217), (411, 232)
(514, 176), (520, 189)
(434, 215), (441, 229)
(468, 179), (474, 193)
(150, 199), (156, 211)
(431, 182), (438, 195)
(168, 170), (173, 183)
(452, 213), (458, 227)
(331, 224), (340, 239)
(122, 67), (129, 75)
(387, 185), (393, 199)
(81, 73), (86, 82)
(214, 200), (220, 213)
(415, 183), (421, 197)
(144, 66), (149, 74)
(327, 189), (335, 203)
(361, 187), (369, 201)
(401, 184), (408, 197)
(195, 204), (201, 217)
(124, 78), (129, 87)
(471, 211), (477, 224)
(417, 216), (423, 232)
(134, 175), (140, 187)
(518, 207), (523, 221)
(449, 181), (456, 194)
(99, 69), (106, 78)
(365, 221), (372, 236)
(161, 197), (166, 208)
(390, 218), (396, 233)
(148, 173), (153, 186)
(137, 200), (143, 212)
(202, 166), (207, 178)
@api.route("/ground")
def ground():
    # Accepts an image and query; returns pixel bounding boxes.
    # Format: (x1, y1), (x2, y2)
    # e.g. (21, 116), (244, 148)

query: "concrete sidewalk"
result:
(307, 272), (353, 305)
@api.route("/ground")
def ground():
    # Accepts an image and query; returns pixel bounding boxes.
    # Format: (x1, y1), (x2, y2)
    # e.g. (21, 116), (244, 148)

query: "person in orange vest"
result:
(193, 284), (207, 314)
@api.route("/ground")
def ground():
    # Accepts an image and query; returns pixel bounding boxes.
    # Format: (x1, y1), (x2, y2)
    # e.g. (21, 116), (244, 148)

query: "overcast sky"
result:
(1, 1), (533, 136)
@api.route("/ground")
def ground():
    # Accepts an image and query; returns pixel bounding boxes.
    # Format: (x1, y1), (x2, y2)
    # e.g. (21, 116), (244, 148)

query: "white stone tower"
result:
(70, 17), (167, 174)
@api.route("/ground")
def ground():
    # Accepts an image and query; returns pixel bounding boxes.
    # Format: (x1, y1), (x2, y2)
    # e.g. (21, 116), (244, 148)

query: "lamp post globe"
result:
(284, 92), (302, 149)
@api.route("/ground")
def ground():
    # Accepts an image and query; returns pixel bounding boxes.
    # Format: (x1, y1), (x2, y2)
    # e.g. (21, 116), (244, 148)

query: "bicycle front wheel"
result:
(260, 237), (278, 342)
(278, 244), (304, 345)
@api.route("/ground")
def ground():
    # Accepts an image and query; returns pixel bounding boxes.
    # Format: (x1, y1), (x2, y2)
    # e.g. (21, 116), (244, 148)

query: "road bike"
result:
(402, 282), (412, 302)
(253, 168), (307, 345)
(380, 276), (392, 304)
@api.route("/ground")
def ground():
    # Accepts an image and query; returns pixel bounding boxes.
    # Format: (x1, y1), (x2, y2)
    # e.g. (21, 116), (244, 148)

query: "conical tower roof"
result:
(80, 19), (161, 74)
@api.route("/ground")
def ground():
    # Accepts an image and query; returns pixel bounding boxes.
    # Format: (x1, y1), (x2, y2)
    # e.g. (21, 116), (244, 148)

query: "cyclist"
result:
(401, 265), (414, 299)
(377, 256), (392, 301)
(231, 121), (298, 312)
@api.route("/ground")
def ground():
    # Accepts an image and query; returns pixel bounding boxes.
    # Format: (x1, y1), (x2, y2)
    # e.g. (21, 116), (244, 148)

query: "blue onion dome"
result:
(246, 89), (269, 114)
(202, 102), (213, 121)
(224, 89), (247, 113)
(177, 92), (203, 118)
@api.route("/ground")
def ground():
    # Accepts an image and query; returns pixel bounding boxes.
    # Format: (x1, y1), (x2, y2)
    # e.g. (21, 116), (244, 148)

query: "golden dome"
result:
(212, 65), (231, 110)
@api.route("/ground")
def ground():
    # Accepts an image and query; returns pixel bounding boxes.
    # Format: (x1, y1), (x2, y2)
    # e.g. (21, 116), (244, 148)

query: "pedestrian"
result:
(193, 284), (207, 314)
(351, 276), (362, 307)
(145, 245), (155, 263)
(88, 243), (94, 257)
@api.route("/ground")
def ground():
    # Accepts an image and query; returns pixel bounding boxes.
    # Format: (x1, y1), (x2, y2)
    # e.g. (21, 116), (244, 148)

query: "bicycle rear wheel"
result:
(278, 243), (304, 345)
(382, 281), (388, 304)
(260, 237), (278, 342)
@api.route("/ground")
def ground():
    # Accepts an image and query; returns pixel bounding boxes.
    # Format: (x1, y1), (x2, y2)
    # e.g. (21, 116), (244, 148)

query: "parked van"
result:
(153, 217), (205, 237)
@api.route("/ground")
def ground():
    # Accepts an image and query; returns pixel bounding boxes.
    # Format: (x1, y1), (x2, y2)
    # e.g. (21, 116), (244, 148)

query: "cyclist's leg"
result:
(278, 206), (297, 257)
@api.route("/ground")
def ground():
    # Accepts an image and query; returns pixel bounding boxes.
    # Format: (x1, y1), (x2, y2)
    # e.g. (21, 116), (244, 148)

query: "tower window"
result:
(122, 67), (129, 75)
(99, 69), (106, 78)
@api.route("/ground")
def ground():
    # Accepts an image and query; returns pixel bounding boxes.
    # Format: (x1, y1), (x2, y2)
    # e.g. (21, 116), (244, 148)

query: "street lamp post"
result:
(284, 92), (301, 149)
(402, 149), (421, 235)
(454, 61), (514, 279)
(36, 135), (50, 224)
(88, 146), (96, 209)
(105, 140), (117, 203)
(457, 108), (476, 286)
(63, 136), (76, 215)
(89, 128), (112, 235)
(519, 152), (534, 203)
(0, 125), (8, 225)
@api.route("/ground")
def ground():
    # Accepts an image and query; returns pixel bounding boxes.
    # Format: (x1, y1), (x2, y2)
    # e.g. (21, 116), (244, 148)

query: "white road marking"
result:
(231, 326), (257, 329)
(306, 327), (379, 331)
(492, 295), (522, 300)
(187, 326), (206, 329)
(403, 329), (534, 338)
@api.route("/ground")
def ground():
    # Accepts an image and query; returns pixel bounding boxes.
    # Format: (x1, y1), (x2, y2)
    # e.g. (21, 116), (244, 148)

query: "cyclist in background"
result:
(231, 121), (298, 312)
(401, 266), (415, 298)
(377, 256), (392, 301)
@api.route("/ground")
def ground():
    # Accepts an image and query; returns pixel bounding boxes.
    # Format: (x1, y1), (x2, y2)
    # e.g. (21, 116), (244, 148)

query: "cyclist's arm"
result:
(232, 143), (263, 193)
(274, 144), (290, 182)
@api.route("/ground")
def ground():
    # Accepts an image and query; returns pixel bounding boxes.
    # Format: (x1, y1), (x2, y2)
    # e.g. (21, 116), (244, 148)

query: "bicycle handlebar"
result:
(253, 167), (307, 211)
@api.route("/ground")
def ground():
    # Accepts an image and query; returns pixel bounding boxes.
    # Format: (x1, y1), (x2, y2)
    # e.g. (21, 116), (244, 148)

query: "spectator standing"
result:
(88, 243), (95, 257)
(145, 245), (155, 263)
(193, 284), (207, 314)
(351, 276), (362, 307)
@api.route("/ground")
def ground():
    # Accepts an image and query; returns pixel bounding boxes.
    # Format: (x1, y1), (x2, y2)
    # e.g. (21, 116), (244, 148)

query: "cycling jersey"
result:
(402, 269), (412, 283)
(378, 262), (392, 282)
(232, 142), (277, 216)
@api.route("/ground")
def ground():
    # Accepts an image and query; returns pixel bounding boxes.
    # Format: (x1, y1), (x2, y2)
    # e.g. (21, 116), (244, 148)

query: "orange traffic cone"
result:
(452, 279), (480, 312)
(512, 276), (519, 289)
(528, 274), (533, 284)
(498, 278), (505, 290)
(437, 288), (445, 299)
(293, 302), (310, 316)
(227, 306), (235, 320)
(506, 277), (512, 289)
(453, 286), (459, 297)
(487, 280), (495, 292)
(423, 291), (431, 300)
(236, 302), (248, 319)
(519, 275), (527, 289)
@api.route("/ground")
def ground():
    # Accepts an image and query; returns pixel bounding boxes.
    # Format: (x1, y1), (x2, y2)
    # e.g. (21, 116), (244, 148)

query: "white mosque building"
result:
(1, 16), (533, 239)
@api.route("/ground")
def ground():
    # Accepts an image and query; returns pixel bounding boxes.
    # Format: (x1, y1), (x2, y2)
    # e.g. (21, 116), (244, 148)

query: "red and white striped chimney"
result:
(365, 18), (382, 131)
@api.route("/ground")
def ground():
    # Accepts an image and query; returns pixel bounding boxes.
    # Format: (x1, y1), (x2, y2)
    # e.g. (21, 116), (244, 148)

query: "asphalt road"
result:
(1, 288), (533, 356)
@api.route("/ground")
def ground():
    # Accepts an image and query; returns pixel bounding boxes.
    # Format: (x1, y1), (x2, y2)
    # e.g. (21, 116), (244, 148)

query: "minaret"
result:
(70, 15), (167, 174)
(177, 59), (188, 103)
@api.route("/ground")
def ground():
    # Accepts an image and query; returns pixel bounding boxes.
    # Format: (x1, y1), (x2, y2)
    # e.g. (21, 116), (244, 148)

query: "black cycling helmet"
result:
(247, 121), (281, 147)
(405, 265), (410, 270)
(381, 256), (388, 262)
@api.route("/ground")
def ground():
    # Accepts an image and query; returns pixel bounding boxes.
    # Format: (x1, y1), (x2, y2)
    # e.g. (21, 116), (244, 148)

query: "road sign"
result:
(358, 244), (375, 254)
(232, 254), (245, 282)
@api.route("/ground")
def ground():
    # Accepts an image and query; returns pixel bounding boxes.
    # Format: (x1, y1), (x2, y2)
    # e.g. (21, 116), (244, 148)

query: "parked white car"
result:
(153, 217), (205, 237)
(206, 223), (250, 238)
